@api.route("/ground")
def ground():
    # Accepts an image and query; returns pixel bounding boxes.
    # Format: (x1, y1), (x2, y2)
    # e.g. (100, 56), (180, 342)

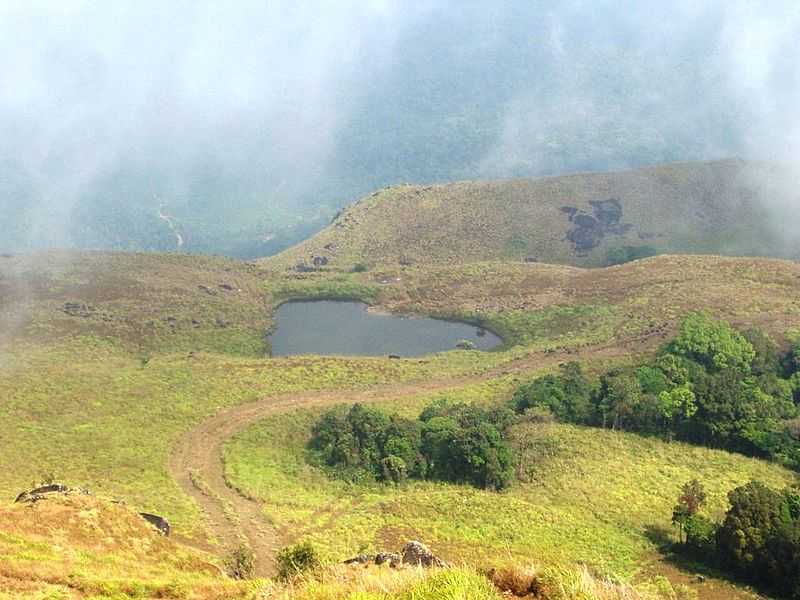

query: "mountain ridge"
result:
(262, 158), (797, 271)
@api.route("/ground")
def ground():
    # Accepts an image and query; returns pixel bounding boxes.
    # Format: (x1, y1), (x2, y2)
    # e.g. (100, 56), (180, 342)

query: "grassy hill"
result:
(0, 251), (272, 356)
(264, 159), (797, 271)
(0, 493), (689, 600)
(2, 252), (800, 530)
(222, 381), (797, 580)
(3, 240), (800, 597)
(0, 493), (244, 599)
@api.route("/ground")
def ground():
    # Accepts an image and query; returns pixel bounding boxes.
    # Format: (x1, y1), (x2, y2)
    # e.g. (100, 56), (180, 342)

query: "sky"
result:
(0, 0), (798, 252)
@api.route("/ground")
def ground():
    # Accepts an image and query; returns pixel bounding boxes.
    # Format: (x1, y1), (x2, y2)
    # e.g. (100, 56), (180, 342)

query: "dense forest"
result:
(309, 314), (800, 500)
(513, 313), (800, 468)
(309, 400), (514, 490)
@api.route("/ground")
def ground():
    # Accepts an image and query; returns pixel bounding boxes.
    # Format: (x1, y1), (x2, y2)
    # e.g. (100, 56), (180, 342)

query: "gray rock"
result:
(343, 553), (374, 565)
(375, 552), (402, 567)
(401, 541), (445, 567)
(139, 512), (171, 536)
(14, 484), (88, 503)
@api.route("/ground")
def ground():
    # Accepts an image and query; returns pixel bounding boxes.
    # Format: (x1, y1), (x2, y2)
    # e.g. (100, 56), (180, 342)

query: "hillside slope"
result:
(0, 493), (244, 599)
(0, 252), (271, 355)
(0, 492), (690, 600)
(264, 159), (798, 270)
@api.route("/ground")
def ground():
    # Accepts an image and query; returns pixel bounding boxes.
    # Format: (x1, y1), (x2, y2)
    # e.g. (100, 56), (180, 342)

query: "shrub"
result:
(672, 479), (707, 545)
(277, 541), (321, 580)
(381, 455), (408, 484)
(352, 262), (368, 273)
(512, 362), (591, 423)
(716, 481), (790, 573)
(224, 543), (255, 580)
(683, 480), (800, 598)
(684, 514), (717, 554)
(605, 245), (658, 266)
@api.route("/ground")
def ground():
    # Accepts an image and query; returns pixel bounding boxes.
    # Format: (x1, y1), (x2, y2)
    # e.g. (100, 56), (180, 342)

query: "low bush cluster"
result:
(277, 541), (321, 580)
(309, 400), (514, 490)
(513, 313), (800, 468)
(605, 244), (659, 265)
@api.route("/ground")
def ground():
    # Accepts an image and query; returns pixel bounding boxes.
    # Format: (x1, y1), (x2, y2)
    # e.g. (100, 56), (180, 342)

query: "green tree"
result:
(684, 514), (717, 553)
(559, 361), (593, 423)
(717, 481), (791, 573)
(453, 421), (513, 490)
(512, 362), (591, 423)
(764, 521), (800, 598)
(598, 371), (643, 430)
(688, 369), (754, 448)
(380, 455), (408, 484)
(668, 312), (755, 373)
(421, 415), (460, 481)
(658, 385), (697, 435)
(672, 479), (707, 544)
(743, 328), (781, 376)
(513, 374), (566, 416)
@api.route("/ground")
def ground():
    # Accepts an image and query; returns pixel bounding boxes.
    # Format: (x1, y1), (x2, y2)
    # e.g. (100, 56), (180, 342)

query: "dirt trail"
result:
(167, 336), (658, 577)
(168, 379), (471, 575)
(157, 204), (184, 249)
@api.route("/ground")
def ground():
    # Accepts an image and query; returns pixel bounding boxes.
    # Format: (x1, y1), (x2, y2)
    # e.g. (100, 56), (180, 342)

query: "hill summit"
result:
(264, 159), (797, 270)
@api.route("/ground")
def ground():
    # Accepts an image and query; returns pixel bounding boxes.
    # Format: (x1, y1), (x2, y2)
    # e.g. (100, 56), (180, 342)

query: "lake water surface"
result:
(269, 300), (502, 357)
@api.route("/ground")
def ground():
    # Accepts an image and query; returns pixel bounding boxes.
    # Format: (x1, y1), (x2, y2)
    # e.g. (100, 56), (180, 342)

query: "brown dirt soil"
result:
(640, 556), (769, 600)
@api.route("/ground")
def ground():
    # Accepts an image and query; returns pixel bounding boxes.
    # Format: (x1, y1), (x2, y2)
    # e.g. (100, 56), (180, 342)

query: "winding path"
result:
(168, 380), (470, 575)
(158, 204), (184, 249)
(167, 337), (658, 577)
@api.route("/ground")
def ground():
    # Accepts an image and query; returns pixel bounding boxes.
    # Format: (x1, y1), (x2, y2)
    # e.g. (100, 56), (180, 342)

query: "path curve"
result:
(167, 336), (661, 576)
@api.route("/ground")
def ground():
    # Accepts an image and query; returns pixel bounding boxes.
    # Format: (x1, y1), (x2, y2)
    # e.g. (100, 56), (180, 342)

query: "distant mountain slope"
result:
(0, 252), (271, 355)
(263, 159), (798, 270)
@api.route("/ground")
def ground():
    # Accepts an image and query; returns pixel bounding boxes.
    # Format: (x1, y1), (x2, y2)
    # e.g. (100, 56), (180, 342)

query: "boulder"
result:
(139, 512), (171, 536)
(375, 552), (402, 567)
(14, 484), (86, 503)
(401, 541), (445, 567)
(343, 553), (374, 565)
(62, 302), (94, 317)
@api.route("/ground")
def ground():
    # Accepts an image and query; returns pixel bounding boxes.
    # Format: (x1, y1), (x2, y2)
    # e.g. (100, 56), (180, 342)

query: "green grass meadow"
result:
(223, 380), (798, 577)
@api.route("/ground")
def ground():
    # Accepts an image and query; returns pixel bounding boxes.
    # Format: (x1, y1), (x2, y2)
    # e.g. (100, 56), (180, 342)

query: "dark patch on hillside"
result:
(564, 199), (633, 254)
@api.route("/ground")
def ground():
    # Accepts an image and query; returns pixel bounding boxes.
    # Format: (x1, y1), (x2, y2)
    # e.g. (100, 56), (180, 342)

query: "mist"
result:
(0, 1), (798, 256)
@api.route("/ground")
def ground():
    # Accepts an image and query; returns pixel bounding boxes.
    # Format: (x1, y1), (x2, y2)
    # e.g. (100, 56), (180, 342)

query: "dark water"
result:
(269, 300), (502, 357)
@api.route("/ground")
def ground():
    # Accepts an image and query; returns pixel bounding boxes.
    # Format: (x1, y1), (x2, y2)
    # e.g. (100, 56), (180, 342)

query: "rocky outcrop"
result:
(15, 484), (87, 503)
(62, 302), (94, 317)
(343, 553), (373, 565)
(375, 552), (402, 567)
(401, 541), (445, 567)
(343, 540), (445, 569)
(562, 198), (632, 254)
(138, 512), (171, 536)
